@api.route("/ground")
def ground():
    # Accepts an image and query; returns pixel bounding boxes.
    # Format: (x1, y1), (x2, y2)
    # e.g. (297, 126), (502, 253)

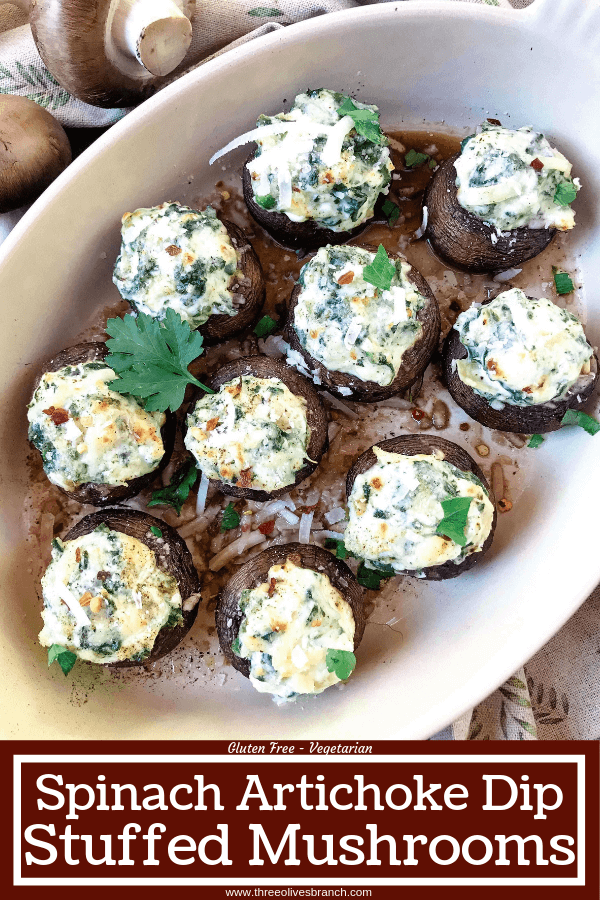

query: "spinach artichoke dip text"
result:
(344, 447), (494, 573)
(245, 89), (393, 231)
(185, 376), (310, 492)
(455, 289), (594, 407)
(234, 558), (355, 699)
(293, 244), (425, 385)
(113, 202), (240, 329)
(28, 362), (165, 490)
(39, 525), (183, 664)
(455, 123), (580, 232)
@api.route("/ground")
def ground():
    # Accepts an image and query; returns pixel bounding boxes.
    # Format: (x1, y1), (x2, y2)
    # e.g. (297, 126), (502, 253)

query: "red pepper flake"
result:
(411, 407), (425, 421)
(267, 577), (277, 597)
(239, 467), (253, 488)
(43, 406), (69, 426)
(487, 117), (502, 126)
(259, 520), (275, 535)
(165, 244), (182, 256)
(337, 270), (355, 286)
(302, 503), (318, 514)
(530, 157), (544, 171)
(75, 548), (81, 563)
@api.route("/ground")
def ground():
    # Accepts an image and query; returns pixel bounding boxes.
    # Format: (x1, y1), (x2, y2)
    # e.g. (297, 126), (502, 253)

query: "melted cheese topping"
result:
(27, 362), (166, 491)
(113, 202), (240, 328)
(246, 89), (393, 232)
(293, 244), (425, 386)
(344, 448), (494, 573)
(236, 558), (355, 699)
(39, 525), (182, 664)
(455, 124), (580, 232)
(184, 376), (310, 493)
(455, 289), (593, 406)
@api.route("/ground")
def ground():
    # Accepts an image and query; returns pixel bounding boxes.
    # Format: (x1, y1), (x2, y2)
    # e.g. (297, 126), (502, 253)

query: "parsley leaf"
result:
(337, 96), (385, 145)
(255, 194), (276, 209)
(148, 458), (198, 515)
(221, 502), (241, 532)
(552, 267), (574, 295)
(105, 310), (212, 413)
(528, 433), (545, 448)
(405, 149), (430, 168)
(382, 198), (400, 227)
(48, 644), (77, 676)
(357, 561), (395, 589)
(254, 315), (278, 337)
(561, 409), (600, 435)
(436, 496), (473, 546)
(325, 648), (356, 681)
(363, 244), (395, 292)
(150, 526), (163, 537)
(325, 538), (352, 560)
(554, 181), (577, 206)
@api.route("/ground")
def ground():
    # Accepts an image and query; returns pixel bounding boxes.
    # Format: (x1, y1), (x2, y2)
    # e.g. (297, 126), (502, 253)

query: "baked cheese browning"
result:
(113, 202), (241, 328)
(39, 525), (182, 665)
(235, 558), (355, 698)
(184, 375), (310, 492)
(344, 447), (495, 574)
(293, 244), (425, 386)
(28, 362), (165, 491)
(455, 289), (593, 407)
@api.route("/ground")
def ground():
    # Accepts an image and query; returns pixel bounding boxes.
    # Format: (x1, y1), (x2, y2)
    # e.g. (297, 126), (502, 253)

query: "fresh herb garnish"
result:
(381, 198), (400, 227)
(528, 433), (545, 448)
(552, 267), (575, 295)
(325, 538), (351, 560)
(148, 458), (199, 515)
(325, 648), (356, 681)
(405, 149), (430, 168)
(363, 244), (395, 292)
(254, 315), (278, 337)
(105, 309), (212, 413)
(460, 135), (474, 152)
(231, 636), (241, 655)
(150, 526), (163, 538)
(357, 561), (394, 590)
(221, 502), (241, 532)
(554, 181), (577, 207)
(48, 644), (77, 676)
(561, 409), (600, 435)
(255, 194), (277, 210)
(337, 96), (385, 145)
(436, 496), (473, 547)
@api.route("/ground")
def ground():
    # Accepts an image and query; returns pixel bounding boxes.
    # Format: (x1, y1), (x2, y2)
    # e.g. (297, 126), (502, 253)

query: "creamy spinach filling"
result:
(113, 202), (240, 329)
(293, 244), (425, 386)
(184, 376), (310, 492)
(455, 289), (593, 407)
(455, 123), (580, 231)
(234, 558), (355, 699)
(247, 89), (393, 232)
(39, 525), (182, 665)
(27, 362), (166, 491)
(344, 448), (494, 573)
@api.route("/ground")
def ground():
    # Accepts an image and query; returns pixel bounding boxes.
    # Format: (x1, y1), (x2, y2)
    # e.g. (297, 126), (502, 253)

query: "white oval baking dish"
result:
(1, 0), (599, 739)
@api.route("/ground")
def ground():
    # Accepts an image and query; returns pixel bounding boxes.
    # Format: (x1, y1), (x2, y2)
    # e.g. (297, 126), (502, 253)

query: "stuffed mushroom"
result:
(113, 202), (265, 341)
(39, 509), (201, 668)
(216, 542), (365, 699)
(184, 356), (328, 502)
(344, 435), (497, 581)
(443, 288), (598, 433)
(424, 123), (581, 273)
(211, 89), (394, 251)
(285, 243), (440, 401)
(27, 342), (176, 506)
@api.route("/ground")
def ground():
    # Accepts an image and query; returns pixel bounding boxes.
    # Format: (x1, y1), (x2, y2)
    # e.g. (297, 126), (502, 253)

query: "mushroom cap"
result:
(64, 508), (201, 668)
(29, 342), (176, 507)
(216, 541), (366, 679)
(0, 95), (71, 213)
(284, 244), (441, 402)
(424, 153), (555, 273)
(345, 434), (497, 580)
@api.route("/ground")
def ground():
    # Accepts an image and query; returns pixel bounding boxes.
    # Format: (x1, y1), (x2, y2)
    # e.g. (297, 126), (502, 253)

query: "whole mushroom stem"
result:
(111, 0), (193, 77)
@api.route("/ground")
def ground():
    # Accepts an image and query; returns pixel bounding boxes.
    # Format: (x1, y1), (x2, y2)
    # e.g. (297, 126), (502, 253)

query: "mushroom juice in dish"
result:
(24, 125), (595, 699)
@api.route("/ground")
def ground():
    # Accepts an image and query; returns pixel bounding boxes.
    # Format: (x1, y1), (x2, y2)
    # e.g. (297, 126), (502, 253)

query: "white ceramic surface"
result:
(1, 0), (599, 740)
